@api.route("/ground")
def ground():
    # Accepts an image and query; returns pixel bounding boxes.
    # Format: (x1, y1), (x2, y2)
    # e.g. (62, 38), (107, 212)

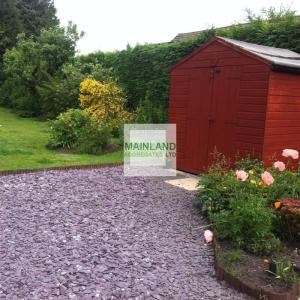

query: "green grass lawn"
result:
(0, 107), (123, 171)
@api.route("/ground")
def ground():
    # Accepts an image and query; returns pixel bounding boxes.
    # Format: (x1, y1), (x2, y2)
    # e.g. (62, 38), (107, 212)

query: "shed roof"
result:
(218, 37), (300, 71)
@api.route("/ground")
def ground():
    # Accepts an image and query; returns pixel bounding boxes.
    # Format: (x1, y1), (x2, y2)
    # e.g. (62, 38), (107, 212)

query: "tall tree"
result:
(0, 0), (23, 60)
(0, 0), (58, 62)
(18, 0), (58, 36)
(1, 23), (81, 116)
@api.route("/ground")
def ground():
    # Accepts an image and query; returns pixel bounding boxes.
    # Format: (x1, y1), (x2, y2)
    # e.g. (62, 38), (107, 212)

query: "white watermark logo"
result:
(124, 124), (176, 176)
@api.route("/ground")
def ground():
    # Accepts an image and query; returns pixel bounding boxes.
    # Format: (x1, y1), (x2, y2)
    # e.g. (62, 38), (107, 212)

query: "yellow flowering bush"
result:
(79, 79), (134, 130)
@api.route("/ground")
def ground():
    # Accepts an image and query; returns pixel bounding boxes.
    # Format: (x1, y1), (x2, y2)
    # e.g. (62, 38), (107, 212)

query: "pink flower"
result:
(261, 171), (274, 186)
(282, 149), (299, 160)
(204, 230), (213, 243)
(236, 170), (248, 181)
(273, 161), (286, 172)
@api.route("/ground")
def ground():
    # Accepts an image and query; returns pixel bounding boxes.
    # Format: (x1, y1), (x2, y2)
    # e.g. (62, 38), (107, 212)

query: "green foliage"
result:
(48, 109), (88, 149)
(219, 250), (242, 277)
(218, 7), (300, 53)
(0, 0), (58, 96)
(1, 24), (81, 116)
(266, 259), (299, 285)
(267, 169), (300, 202)
(197, 156), (300, 216)
(0, 0), (58, 62)
(0, 107), (122, 171)
(220, 250), (241, 266)
(196, 170), (237, 215)
(37, 60), (114, 119)
(212, 196), (281, 256)
(196, 153), (300, 256)
(48, 109), (111, 154)
(196, 155), (265, 216)
(79, 8), (300, 123)
(76, 123), (111, 155)
(235, 156), (264, 173)
(83, 30), (215, 122)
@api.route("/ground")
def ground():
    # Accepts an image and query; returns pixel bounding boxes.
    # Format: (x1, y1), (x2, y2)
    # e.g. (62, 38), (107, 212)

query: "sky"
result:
(54, 0), (300, 54)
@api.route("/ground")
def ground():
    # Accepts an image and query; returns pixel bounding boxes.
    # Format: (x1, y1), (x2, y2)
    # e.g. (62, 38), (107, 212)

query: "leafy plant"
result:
(266, 259), (298, 285)
(235, 156), (264, 173)
(76, 123), (111, 154)
(219, 250), (242, 277)
(212, 195), (281, 256)
(1, 23), (82, 117)
(37, 60), (114, 119)
(48, 108), (111, 154)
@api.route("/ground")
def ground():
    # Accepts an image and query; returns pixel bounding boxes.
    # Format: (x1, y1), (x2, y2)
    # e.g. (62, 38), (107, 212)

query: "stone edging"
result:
(214, 241), (300, 300)
(0, 163), (123, 177)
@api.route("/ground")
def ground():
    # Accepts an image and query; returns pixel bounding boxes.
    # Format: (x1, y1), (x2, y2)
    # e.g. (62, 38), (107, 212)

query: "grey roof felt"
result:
(217, 37), (300, 70)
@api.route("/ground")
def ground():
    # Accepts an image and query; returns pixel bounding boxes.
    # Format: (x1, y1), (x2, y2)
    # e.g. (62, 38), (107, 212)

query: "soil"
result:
(215, 240), (300, 295)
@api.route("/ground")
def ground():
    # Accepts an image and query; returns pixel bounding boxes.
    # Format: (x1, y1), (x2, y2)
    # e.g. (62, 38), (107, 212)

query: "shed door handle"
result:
(208, 117), (216, 123)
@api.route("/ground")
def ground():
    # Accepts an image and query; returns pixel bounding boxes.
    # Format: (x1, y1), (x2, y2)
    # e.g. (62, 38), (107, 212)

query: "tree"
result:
(1, 23), (81, 116)
(0, 0), (58, 62)
(19, 0), (58, 36)
(37, 59), (113, 119)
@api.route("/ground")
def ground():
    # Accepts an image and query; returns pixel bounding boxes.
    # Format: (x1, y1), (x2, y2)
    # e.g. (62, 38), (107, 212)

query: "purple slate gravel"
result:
(0, 166), (252, 300)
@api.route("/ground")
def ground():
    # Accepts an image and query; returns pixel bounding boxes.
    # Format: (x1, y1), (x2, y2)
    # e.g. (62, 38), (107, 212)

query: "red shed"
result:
(169, 37), (300, 174)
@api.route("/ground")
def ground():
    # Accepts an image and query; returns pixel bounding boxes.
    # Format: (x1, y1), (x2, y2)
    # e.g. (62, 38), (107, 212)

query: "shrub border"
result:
(214, 240), (300, 300)
(0, 163), (123, 177)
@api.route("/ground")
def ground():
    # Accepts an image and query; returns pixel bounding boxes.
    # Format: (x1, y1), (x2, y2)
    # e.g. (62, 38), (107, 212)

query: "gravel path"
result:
(0, 166), (251, 300)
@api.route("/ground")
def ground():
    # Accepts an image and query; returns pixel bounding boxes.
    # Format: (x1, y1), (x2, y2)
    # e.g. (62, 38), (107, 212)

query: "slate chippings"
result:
(0, 166), (251, 299)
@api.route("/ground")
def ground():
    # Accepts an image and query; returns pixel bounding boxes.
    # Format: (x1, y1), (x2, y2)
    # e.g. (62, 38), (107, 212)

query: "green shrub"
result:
(83, 29), (215, 122)
(76, 123), (111, 154)
(267, 259), (299, 285)
(235, 156), (264, 173)
(1, 24), (81, 117)
(37, 60), (114, 119)
(197, 151), (300, 256)
(196, 155), (266, 215)
(212, 196), (281, 256)
(48, 108), (111, 154)
(196, 171), (236, 215)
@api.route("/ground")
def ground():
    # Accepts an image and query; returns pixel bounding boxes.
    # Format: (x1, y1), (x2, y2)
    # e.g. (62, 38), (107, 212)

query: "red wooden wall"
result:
(263, 71), (300, 165)
(169, 39), (271, 173)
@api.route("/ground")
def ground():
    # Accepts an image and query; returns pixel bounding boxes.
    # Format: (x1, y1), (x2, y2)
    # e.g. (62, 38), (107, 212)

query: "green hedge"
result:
(79, 30), (215, 122)
(81, 9), (300, 123)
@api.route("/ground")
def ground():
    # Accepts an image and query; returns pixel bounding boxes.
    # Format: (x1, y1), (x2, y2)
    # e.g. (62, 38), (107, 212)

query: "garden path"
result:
(0, 166), (252, 299)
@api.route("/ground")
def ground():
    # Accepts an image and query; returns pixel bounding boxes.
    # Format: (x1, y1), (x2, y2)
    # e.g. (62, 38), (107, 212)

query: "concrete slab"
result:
(164, 177), (200, 191)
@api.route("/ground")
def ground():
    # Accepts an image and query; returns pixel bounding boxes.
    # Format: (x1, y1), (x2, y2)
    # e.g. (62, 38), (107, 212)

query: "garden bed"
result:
(196, 149), (300, 299)
(214, 240), (300, 299)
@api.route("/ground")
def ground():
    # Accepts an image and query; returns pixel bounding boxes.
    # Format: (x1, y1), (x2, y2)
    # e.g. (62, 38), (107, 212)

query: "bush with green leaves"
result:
(196, 150), (300, 256)
(48, 109), (111, 154)
(211, 196), (281, 256)
(37, 60), (114, 119)
(1, 23), (82, 117)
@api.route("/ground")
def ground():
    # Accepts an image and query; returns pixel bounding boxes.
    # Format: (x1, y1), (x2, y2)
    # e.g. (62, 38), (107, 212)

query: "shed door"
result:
(184, 68), (212, 173)
(207, 66), (240, 166)
(183, 66), (240, 173)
